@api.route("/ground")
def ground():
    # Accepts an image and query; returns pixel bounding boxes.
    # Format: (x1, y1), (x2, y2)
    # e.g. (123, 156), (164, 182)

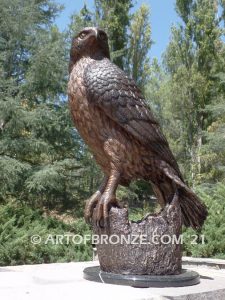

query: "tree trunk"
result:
(92, 193), (182, 275)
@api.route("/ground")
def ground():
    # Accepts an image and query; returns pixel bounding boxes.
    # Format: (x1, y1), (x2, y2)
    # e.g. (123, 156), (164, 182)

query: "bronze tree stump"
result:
(92, 193), (182, 275)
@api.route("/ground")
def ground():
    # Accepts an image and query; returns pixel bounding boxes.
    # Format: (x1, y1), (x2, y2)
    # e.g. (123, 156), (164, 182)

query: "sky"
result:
(55, 0), (180, 61)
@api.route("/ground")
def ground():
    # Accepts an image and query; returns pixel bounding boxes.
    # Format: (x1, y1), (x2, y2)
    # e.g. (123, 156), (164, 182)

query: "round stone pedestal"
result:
(83, 266), (200, 288)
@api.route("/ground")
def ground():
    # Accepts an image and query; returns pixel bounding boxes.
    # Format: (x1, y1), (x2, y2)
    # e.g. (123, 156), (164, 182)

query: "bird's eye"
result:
(79, 32), (87, 39)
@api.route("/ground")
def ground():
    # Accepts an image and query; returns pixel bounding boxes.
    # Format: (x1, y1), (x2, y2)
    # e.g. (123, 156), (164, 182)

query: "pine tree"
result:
(0, 0), (84, 209)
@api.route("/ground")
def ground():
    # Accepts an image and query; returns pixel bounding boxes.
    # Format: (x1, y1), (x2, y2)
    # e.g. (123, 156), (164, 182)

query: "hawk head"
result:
(69, 27), (110, 70)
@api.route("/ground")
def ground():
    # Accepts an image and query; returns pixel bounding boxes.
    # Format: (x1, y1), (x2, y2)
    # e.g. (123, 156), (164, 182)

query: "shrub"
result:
(182, 183), (225, 258)
(0, 200), (92, 266)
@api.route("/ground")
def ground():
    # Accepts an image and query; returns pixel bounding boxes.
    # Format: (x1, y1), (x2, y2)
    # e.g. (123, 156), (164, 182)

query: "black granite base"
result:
(83, 266), (200, 288)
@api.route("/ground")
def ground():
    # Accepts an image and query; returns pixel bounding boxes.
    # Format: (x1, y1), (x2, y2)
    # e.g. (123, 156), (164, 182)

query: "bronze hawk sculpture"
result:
(68, 27), (207, 229)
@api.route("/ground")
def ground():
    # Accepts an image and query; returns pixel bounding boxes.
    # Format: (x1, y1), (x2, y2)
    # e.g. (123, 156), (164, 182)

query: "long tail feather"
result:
(179, 187), (207, 229)
(156, 168), (208, 230)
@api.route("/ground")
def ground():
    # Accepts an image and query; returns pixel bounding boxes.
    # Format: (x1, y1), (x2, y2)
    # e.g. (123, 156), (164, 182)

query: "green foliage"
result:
(0, 157), (31, 200)
(182, 183), (225, 258)
(125, 4), (152, 90)
(157, 0), (224, 184)
(200, 70), (225, 182)
(0, 0), (87, 209)
(0, 201), (92, 266)
(117, 180), (154, 207)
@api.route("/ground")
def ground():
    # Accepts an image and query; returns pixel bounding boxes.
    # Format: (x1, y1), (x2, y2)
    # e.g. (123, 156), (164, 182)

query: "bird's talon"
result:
(84, 191), (103, 225)
(93, 196), (119, 228)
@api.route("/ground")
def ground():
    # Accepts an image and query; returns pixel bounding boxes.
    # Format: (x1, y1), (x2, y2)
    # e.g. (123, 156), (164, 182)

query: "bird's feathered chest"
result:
(68, 57), (112, 154)
(68, 58), (98, 139)
(68, 57), (91, 117)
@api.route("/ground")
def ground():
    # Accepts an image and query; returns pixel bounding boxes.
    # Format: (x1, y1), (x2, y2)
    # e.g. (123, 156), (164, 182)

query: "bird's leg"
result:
(95, 169), (120, 228)
(84, 176), (108, 224)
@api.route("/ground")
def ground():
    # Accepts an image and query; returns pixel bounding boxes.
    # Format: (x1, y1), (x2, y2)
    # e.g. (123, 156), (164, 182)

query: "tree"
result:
(200, 68), (225, 183)
(0, 0), (84, 210)
(126, 4), (152, 90)
(94, 0), (133, 69)
(163, 0), (223, 185)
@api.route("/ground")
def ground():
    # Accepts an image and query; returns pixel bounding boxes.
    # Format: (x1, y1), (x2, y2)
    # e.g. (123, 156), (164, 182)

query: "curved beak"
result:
(88, 28), (98, 40)
(93, 28), (99, 39)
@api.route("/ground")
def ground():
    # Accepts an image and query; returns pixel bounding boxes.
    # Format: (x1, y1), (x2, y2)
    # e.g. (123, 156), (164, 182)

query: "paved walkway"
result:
(0, 261), (225, 300)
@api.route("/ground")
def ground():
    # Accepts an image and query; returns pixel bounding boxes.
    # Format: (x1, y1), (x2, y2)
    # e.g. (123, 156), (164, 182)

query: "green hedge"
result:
(0, 201), (92, 266)
(182, 183), (225, 259)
